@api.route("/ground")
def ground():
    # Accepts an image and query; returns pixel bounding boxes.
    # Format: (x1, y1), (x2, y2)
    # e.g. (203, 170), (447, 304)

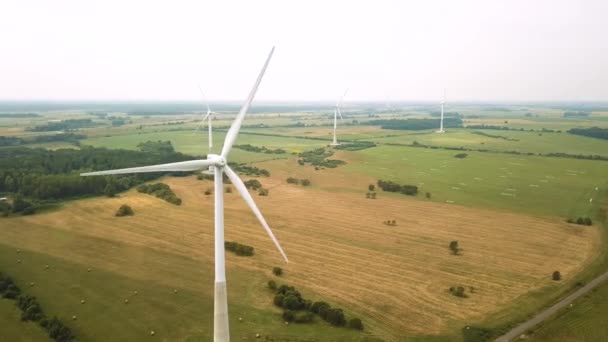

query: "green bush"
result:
(115, 204), (134, 217)
(348, 318), (364, 330)
(224, 241), (254, 256)
(272, 267), (283, 276)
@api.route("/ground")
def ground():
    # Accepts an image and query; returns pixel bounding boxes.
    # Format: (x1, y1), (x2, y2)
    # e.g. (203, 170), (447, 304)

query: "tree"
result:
(576, 217), (584, 225)
(268, 280), (277, 290)
(368, 184), (375, 192)
(273, 294), (285, 307)
(301, 179), (311, 186)
(449, 241), (459, 255)
(115, 204), (134, 217)
(282, 310), (295, 322)
(370, 192), (376, 199)
(583, 217), (592, 226)
(11, 195), (32, 213)
(326, 308), (346, 326)
(225, 186), (232, 193)
(272, 267), (283, 276)
(348, 318), (364, 330)
(552, 271), (561, 281)
(103, 182), (118, 197)
(426, 192), (431, 199)
(204, 188), (212, 195)
(282, 294), (302, 310)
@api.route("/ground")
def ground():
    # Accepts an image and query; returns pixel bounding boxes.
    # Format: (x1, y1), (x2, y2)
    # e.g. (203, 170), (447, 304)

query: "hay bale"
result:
(87, 268), (92, 272)
(150, 331), (155, 336)
(134, 290), (138, 295)
(29, 282), (34, 287)
(173, 289), (178, 294)
(17, 259), (21, 263)
(255, 333), (260, 338)
(81, 299), (86, 304)
(124, 299), (129, 304)
(72, 315), (77, 320)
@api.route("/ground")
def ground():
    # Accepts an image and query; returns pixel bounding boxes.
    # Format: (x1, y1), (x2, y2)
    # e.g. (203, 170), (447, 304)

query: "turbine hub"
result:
(208, 154), (226, 166)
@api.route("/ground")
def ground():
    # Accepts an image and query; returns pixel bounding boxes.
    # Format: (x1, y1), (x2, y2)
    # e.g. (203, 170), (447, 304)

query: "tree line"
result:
(0, 143), (194, 209)
(27, 118), (97, 132)
(368, 118), (463, 130)
(1, 272), (75, 341)
(377, 180), (418, 196)
(269, 282), (363, 330)
(0, 133), (85, 147)
(225, 241), (254, 256)
(136, 183), (182, 205)
(234, 144), (286, 154)
(568, 127), (608, 140)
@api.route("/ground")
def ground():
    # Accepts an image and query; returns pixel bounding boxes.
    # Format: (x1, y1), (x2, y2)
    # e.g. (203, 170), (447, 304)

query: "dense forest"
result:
(568, 127), (608, 140)
(0, 141), (194, 212)
(368, 118), (463, 130)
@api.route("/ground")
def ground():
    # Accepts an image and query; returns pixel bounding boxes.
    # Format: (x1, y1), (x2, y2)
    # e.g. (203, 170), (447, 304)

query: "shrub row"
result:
(136, 183), (182, 205)
(286, 177), (311, 186)
(377, 180), (418, 196)
(225, 241), (254, 256)
(234, 144), (286, 154)
(566, 217), (593, 226)
(298, 148), (346, 168)
(0, 272), (74, 341)
(269, 283), (363, 330)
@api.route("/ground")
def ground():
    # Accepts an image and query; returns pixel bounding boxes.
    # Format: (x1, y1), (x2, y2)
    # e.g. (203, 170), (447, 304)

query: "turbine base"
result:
(214, 281), (229, 342)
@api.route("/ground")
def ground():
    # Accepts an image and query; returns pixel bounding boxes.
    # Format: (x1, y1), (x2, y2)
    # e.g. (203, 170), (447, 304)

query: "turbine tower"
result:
(81, 47), (286, 342)
(436, 89), (446, 133)
(330, 89), (348, 146)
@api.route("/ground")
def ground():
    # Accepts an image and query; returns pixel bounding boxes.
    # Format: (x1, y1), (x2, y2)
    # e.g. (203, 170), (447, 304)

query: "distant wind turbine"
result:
(330, 89), (348, 146)
(196, 86), (220, 153)
(436, 89), (446, 133)
(81, 47), (286, 342)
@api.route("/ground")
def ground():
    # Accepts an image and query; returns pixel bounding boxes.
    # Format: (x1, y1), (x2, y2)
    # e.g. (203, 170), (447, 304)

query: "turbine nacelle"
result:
(207, 154), (226, 167)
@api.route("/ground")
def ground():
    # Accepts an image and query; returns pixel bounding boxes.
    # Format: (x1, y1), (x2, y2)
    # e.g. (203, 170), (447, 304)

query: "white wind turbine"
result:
(330, 89), (348, 146)
(436, 89), (446, 133)
(197, 86), (220, 153)
(81, 47), (287, 342)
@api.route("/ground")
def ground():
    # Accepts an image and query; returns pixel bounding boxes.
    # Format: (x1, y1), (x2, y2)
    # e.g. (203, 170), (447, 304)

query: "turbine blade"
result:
(220, 47), (275, 158)
(80, 159), (215, 176)
(198, 85), (211, 114)
(224, 165), (288, 262)
(337, 88), (349, 107)
(202, 110), (211, 121)
(337, 107), (344, 121)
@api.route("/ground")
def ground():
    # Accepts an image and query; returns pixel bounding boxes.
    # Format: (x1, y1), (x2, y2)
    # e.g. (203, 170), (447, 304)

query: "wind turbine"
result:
(436, 89), (446, 133)
(196, 86), (220, 153)
(330, 89), (348, 146)
(81, 47), (286, 342)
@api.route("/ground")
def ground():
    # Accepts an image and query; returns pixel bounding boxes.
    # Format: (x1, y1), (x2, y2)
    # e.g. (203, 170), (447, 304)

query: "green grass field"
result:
(528, 280), (608, 341)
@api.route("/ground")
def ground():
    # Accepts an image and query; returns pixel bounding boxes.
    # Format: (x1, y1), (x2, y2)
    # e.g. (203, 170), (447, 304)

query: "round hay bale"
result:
(17, 249), (21, 253)
(87, 268), (92, 272)
(255, 333), (260, 338)
(238, 317), (243, 322)
(173, 289), (178, 294)
(29, 282), (34, 287)
(150, 331), (155, 336)
(81, 299), (86, 304)
(17, 259), (21, 263)
(44, 265), (49, 269)
(124, 299), (129, 304)
(72, 315), (77, 320)
(134, 290), (138, 295)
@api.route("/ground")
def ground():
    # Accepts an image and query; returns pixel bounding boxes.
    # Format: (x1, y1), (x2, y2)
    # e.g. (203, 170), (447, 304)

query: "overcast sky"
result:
(1, 0), (607, 102)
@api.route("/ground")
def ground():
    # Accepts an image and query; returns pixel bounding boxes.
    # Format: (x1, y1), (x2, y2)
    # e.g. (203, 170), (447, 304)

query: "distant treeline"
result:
(333, 141), (376, 151)
(0, 133), (86, 147)
(564, 111), (590, 117)
(0, 113), (40, 118)
(568, 127), (608, 140)
(27, 119), (97, 132)
(234, 144), (286, 154)
(465, 125), (561, 133)
(470, 131), (519, 141)
(368, 118), (463, 130)
(0, 142), (193, 203)
(429, 111), (461, 118)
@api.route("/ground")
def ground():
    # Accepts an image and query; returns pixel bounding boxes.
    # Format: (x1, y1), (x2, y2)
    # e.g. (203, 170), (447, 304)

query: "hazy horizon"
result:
(2, 0), (607, 102)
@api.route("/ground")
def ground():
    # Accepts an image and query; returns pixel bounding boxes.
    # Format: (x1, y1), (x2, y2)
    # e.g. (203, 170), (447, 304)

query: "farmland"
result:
(1, 103), (608, 341)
